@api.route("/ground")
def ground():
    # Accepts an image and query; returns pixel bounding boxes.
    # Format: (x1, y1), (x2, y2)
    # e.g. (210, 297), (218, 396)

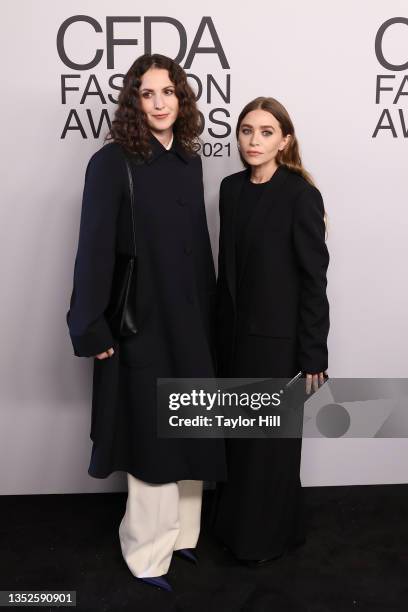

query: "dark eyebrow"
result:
(240, 124), (274, 129)
(140, 86), (175, 92)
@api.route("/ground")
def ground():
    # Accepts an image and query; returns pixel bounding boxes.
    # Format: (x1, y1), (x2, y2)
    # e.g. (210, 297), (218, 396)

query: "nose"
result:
(249, 132), (259, 146)
(154, 94), (165, 110)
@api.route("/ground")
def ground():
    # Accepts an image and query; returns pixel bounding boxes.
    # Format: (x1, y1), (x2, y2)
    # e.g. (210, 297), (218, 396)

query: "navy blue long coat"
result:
(66, 135), (226, 483)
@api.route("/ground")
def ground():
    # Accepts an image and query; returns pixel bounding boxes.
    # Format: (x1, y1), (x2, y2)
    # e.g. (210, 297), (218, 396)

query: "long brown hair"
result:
(106, 54), (201, 159)
(236, 96), (315, 186)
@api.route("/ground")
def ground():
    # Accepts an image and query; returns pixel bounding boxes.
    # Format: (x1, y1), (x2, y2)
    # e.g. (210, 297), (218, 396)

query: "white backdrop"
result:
(1, 0), (407, 494)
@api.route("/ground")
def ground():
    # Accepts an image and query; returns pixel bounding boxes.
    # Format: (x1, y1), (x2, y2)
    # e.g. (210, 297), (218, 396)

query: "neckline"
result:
(249, 164), (282, 185)
(150, 131), (174, 151)
(248, 180), (267, 186)
(147, 132), (190, 164)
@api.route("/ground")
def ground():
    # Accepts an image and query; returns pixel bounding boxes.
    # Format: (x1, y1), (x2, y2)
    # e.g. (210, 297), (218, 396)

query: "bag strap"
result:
(122, 150), (137, 258)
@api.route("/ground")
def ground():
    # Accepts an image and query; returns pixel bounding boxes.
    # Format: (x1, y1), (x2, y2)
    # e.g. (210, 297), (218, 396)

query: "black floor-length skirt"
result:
(213, 331), (306, 560)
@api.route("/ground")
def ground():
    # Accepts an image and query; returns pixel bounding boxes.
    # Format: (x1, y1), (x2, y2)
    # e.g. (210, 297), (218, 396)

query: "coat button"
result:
(177, 197), (187, 207)
(184, 246), (193, 255)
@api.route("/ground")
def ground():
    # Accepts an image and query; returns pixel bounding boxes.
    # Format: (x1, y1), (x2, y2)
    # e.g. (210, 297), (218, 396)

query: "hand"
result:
(305, 371), (328, 395)
(95, 347), (115, 360)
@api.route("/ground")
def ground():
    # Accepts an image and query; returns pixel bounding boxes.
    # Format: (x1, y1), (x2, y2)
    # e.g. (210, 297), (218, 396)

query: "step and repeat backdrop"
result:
(1, 1), (407, 493)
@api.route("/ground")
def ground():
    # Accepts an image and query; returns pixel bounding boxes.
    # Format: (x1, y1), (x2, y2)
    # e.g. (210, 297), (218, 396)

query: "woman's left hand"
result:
(305, 371), (328, 395)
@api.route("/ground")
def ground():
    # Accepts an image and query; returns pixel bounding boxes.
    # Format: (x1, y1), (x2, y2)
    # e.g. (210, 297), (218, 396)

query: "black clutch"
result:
(105, 150), (138, 338)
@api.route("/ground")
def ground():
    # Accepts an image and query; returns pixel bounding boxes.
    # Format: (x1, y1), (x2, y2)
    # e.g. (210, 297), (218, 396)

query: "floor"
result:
(1, 484), (407, 611)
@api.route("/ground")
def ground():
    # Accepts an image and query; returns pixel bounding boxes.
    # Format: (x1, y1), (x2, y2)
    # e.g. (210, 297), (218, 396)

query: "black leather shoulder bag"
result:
(105, 149), (140, 338)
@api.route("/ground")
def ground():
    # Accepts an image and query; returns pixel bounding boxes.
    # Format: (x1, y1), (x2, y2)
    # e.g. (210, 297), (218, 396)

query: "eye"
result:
(164, 89), (175, 96)
(241, 128), (251, 135)
(262, 130), (273, 136)
(141, 91), (152, 99)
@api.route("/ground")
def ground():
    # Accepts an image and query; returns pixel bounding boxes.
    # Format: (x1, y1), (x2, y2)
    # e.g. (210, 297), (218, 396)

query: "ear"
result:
(279, 134), (291, 151)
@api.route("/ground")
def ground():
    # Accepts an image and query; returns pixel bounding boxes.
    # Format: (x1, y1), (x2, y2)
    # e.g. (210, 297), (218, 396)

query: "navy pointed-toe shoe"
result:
(174, 548), (198, 564)
(139, 575), (173, 592)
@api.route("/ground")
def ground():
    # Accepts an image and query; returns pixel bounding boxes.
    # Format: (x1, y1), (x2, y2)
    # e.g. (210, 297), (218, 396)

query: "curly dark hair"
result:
(105, 53), (201, 159)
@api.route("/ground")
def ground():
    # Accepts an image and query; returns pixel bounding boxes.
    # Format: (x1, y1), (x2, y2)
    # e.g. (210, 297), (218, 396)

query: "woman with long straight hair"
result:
(66, 53), (226, 591)
(213, 96), (329, 564)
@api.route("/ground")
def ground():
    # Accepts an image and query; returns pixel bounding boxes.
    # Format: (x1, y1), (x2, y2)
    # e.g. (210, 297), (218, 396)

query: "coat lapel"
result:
(236, 165), (289, 289)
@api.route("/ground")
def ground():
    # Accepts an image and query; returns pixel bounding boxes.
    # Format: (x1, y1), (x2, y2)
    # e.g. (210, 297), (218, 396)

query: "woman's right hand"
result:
(95, 347), (115, 360)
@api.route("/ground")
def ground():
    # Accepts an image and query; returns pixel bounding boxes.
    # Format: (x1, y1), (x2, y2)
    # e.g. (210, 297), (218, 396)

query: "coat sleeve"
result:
(66, 144), (125, 357)
(292, 184), (330, 374)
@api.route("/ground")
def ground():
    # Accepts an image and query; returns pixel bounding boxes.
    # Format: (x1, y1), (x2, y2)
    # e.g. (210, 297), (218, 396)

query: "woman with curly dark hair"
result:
(66, 54), (226, 591)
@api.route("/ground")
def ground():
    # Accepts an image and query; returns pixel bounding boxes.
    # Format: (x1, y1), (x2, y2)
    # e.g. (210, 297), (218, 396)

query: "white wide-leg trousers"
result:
(119, 473), (203, 578)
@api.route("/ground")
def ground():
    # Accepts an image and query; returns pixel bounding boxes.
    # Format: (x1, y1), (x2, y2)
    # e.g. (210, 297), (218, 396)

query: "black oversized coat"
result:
(213, 165), (329, 559)
(216, 164), (330, 379)
(66, 135), (226, 483)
